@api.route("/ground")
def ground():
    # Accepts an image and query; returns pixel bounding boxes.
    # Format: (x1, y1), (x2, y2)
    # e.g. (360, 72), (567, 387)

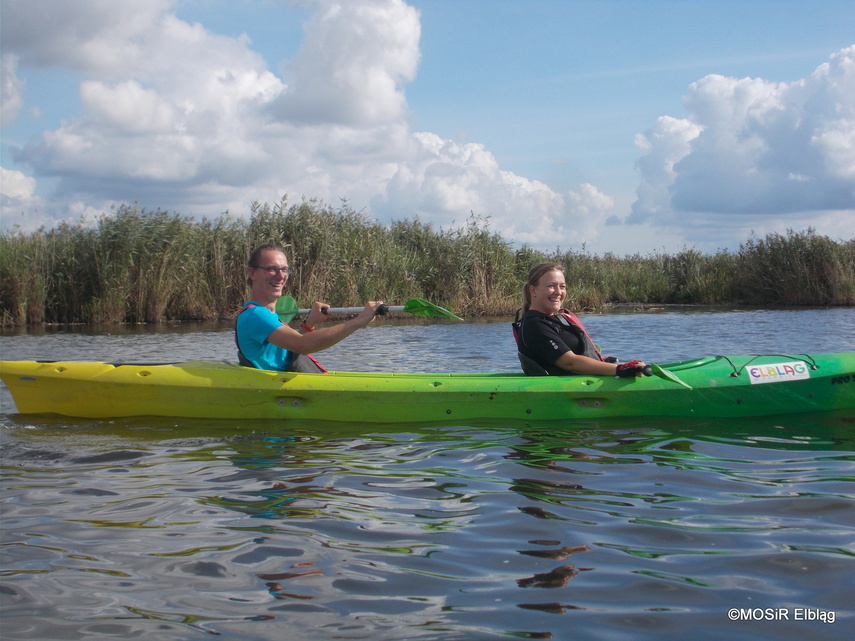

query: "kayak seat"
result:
(518, 352), (551, 377)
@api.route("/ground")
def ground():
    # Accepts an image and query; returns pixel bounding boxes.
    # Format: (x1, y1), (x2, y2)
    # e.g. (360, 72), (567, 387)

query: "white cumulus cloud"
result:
(1, 166), (36, 200)
(2, 0), (598, 247)
(1, 0), (852, 253)
(629, 45), (855, 239)
(0, 167), (42, 230)
(1, 54), (24, 125)
(274, 0), (421, 126)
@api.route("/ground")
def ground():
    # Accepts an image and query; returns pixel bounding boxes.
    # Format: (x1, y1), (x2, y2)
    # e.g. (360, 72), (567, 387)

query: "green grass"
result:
(1, 199), (852, 326)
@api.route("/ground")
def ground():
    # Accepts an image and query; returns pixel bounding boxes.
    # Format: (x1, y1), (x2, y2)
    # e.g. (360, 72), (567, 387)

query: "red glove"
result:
(616, 360), (645, 378)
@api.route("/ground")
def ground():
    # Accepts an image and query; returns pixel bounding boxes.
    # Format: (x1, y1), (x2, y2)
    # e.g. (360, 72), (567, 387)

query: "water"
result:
(2, 308), (854, 640)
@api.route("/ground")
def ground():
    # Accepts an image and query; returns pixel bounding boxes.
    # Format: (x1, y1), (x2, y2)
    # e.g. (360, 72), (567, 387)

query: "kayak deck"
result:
(1, 353), (853, 421)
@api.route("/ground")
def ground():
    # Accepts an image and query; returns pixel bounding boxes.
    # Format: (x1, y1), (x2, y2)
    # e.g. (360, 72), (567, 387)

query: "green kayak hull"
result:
(1, 353), (853, 422)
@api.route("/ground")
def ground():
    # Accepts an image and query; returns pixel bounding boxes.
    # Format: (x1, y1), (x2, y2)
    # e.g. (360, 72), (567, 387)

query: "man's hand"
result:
(304, 302), (330, 328)
(353, 301), (384, 327)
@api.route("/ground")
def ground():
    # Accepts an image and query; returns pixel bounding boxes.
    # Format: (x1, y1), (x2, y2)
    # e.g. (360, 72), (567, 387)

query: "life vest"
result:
(512, 309), (604, 376)
(235, 303), (327, 373)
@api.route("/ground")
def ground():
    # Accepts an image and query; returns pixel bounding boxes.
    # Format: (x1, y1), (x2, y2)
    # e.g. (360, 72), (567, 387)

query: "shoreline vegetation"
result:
(1, 199), (853, 327)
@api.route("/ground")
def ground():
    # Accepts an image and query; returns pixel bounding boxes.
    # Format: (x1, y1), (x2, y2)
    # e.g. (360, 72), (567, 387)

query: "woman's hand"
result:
(615, 360), (647, 377)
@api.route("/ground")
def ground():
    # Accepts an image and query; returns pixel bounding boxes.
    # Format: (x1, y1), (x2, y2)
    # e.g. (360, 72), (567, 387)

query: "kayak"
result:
(2, 353), (853, 422)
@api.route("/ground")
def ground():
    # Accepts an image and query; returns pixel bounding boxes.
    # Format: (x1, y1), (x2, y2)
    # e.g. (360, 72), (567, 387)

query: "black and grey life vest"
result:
(512, 309), (604, 376)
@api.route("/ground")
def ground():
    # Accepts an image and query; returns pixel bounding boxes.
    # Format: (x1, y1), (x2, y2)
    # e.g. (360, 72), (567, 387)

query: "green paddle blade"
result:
(275, 296), (300, 324)
(402, 298), (463, 321)
(650, 363), (692, 389)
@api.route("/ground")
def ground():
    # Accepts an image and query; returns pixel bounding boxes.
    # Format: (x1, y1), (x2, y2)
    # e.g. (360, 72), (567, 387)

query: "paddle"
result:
(275, 296), (463, 324)
(644, 363), (693, 389)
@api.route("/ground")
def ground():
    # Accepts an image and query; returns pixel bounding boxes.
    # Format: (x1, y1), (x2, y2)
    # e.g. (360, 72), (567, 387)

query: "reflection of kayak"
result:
(1, 353), (853, 422)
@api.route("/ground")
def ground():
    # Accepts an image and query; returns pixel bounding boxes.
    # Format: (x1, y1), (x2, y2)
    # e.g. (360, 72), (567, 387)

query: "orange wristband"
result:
(300, 322), (314, 332)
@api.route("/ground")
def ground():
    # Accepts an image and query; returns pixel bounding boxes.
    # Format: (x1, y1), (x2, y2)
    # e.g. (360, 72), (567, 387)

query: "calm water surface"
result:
(2, 308), (854, 640)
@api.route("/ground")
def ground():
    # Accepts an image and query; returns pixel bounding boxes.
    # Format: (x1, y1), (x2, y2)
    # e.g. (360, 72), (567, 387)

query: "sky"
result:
(1, 0), (854, 255)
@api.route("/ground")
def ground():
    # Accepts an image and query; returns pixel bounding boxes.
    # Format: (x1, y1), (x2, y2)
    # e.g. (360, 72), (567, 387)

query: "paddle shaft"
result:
(278, 295), (462, 323)
(299, 305), (403, 316)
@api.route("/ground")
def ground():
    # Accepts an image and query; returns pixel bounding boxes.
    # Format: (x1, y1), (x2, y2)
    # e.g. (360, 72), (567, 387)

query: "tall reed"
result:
(1, 202), (852, 327)
(733, 229), (855, 305)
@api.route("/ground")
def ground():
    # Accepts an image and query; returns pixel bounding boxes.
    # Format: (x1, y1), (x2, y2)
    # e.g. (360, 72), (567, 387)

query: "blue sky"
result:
(2, 0), (853, 254)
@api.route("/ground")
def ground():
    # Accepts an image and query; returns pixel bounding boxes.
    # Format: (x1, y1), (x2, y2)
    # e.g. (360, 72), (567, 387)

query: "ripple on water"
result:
(1, 407), (853, 639)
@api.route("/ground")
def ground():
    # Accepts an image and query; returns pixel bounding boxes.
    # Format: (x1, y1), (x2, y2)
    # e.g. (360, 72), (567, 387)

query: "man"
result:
(236, 244), (383, 371)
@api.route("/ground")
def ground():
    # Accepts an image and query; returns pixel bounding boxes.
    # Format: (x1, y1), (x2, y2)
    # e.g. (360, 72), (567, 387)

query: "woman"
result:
(236, 243), (383, 372)
(513, 262), (646, 377)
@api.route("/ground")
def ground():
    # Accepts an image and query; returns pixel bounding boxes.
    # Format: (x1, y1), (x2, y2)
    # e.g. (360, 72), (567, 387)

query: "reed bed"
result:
(1, 200), (852, 326)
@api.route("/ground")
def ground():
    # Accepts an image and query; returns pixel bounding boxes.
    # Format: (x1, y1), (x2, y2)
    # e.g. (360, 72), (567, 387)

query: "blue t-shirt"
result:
(235, 302), (293, 371)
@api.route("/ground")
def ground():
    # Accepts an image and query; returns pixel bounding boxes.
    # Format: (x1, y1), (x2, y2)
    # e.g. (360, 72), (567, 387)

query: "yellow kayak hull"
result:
(2, 353), (853, 422)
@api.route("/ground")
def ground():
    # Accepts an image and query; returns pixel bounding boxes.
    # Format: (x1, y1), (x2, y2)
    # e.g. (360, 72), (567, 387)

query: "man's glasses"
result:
(252, 265), (290, 276)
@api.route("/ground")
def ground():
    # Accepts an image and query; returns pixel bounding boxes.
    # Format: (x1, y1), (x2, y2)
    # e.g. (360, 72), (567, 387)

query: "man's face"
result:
(250, 249), (289, 298)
